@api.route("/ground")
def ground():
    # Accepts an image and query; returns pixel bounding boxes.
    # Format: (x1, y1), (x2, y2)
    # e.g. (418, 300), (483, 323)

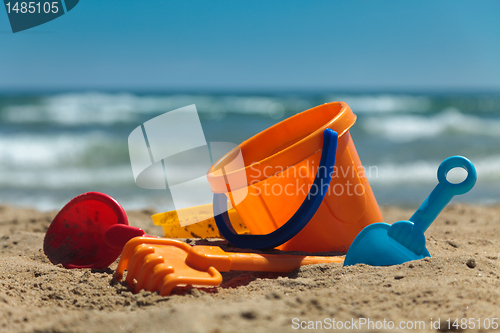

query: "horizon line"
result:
(1, 86), (500, 96)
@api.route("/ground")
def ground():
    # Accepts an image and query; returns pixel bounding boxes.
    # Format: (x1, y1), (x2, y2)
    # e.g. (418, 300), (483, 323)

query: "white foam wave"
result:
(2, 92), (313, 125)
(4, 93), (140, 125)
(0, 166), (134, 189)
(325, 94), (432, 113)
(0, 132), (119, 168)
(368, 156), (500, 185)
(361, 108), (500, 142)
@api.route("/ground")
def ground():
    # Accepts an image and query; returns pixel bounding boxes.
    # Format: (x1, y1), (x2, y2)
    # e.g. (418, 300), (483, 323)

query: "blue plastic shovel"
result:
(344, 156), (477, 266)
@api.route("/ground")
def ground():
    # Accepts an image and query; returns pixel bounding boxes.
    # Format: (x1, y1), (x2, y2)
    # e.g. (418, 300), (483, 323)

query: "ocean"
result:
(1, 91), (499, 212)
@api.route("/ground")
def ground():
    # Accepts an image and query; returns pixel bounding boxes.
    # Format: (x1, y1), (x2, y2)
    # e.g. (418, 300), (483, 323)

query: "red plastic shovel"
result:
(43, 192), (150, 269)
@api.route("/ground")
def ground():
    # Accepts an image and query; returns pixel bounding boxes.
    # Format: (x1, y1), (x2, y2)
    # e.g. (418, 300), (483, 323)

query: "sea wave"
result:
(2, 92), (500, 126)
(368, 156), (500, 185)
(361, 108), (500, 142)
(0, 166), (134, 189)
(0, 132), (124, 168)
(0, 92), (314, 125)
(0, 130), (227, 189)
(325, 94), (432, 113)
(1, 92), (499, 209)
(0, 92), (446, 126)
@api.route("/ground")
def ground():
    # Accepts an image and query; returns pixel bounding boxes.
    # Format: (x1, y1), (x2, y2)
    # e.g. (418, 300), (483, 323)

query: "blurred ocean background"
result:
(0, 91), (499, 211)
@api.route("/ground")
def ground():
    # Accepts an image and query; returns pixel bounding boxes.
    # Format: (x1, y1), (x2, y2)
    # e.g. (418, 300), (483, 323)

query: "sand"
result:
(1, 203), (500, 332)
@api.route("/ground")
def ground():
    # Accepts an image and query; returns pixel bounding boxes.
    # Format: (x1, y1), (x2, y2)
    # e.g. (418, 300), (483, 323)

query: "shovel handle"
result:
(227, 253), (344, 272)
(185, 244), (344, 272)
(409, 156), (476, 232)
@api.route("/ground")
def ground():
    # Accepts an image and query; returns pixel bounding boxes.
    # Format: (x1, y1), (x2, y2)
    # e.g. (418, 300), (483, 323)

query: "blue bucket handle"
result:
(213, 128), (338, 250)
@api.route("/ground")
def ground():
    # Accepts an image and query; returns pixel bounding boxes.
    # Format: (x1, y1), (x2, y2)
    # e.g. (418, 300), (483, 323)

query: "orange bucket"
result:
(207, 102), (382, 252)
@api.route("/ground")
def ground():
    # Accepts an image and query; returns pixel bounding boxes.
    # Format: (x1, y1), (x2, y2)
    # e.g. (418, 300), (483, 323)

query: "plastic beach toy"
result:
(214, 128), (338, 250)
(114, 237), (344, 296)
(208, 102), (383, 252)
(44, 192), (150, 269)
(45, 191), (251, 269)
(344, 156), (477, 266)
(152, 203), (249, 238)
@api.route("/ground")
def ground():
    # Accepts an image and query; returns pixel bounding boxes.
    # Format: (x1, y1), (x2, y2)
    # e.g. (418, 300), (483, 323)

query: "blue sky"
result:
(1, 1), (500, 91)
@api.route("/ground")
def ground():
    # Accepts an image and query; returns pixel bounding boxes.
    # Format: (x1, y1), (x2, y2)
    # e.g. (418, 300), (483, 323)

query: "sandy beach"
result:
(0, 203), (498, 332)
(2, 0), (499, 332)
